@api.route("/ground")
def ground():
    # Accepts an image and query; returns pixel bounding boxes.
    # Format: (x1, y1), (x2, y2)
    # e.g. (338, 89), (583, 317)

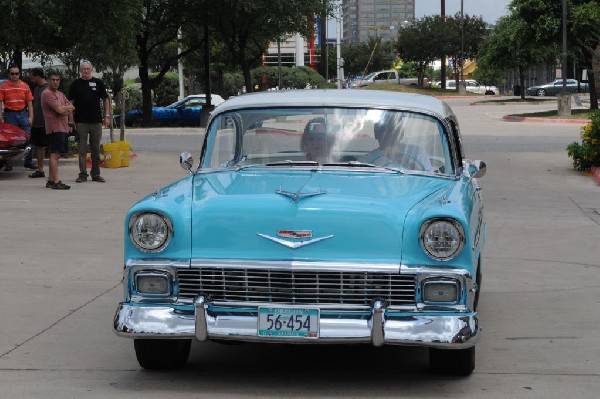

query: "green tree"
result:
(509, 0), (600, 108)
(442, 14), (487, 88)
(341, 38), (394, 78)
(133, 0), (208, 126)
(478, 13), (557, 99)
(209, 0), (333, 93)
(396, 17), (439, 86)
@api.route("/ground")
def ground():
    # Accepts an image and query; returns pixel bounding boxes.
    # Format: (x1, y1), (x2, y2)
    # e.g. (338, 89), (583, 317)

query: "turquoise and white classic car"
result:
(114, 90), (486, 375)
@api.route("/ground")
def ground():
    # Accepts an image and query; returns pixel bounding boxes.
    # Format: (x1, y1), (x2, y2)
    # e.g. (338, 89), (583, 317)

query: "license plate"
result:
(258, 307), (319, 338)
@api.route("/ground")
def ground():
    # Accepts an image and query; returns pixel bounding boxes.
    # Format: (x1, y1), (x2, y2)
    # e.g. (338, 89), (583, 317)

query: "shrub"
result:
(122, 83), (144, 111)
(133, 72), (180, 106)
(221, 71), (244, 97)
(251, 66), (333, 90)
(567, 110), (600, 170)
(152, 72), (180, 106)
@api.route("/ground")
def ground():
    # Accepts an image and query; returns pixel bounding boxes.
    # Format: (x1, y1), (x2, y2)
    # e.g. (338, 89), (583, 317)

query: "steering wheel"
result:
(429, 156), (446, 173)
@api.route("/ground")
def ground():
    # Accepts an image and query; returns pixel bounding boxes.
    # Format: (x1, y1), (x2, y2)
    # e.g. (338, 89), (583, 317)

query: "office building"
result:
(342, 0), (415, 44)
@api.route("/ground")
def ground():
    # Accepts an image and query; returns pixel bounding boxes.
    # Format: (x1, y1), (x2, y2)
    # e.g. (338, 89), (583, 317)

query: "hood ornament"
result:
(276, 187), (326, 203)
(257, 232), (334, 249)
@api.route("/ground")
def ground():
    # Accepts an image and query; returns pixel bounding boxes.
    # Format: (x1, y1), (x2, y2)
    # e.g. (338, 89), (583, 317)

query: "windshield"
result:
(202, 107), (454, 175)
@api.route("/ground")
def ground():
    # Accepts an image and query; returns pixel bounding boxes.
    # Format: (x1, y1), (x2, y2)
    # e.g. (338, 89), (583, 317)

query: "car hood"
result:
(189, 170), (453, 262)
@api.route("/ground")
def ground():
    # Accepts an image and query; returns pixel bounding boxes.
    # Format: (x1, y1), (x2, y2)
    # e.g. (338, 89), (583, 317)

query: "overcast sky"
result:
(415, 0), (511, 24)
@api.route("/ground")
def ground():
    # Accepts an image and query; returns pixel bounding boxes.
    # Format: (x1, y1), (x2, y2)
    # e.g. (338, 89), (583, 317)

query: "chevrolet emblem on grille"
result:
(277, 230), (312, 239)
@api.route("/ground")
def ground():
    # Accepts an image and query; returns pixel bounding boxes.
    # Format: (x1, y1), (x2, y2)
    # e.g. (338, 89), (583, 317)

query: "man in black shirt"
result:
(68, 60), (110, 183)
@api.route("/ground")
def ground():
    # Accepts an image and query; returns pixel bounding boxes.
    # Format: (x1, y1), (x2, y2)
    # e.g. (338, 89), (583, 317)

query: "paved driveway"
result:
(1, 98), (598, 398)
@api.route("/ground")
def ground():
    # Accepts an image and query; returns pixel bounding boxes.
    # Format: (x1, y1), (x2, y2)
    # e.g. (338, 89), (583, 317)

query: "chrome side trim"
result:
(190, 259), (400, 273)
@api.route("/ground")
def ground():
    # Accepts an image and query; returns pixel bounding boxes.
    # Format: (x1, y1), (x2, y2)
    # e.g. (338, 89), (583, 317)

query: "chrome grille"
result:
(177, 267), (415, 306)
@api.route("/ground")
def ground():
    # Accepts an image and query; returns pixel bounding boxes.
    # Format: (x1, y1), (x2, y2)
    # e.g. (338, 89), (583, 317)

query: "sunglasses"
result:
(9, 72), (20, 75)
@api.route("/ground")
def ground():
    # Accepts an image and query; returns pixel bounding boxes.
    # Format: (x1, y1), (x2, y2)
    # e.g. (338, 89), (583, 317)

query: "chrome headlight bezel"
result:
(128, 212), (173, 253)
(419, 218), (465, 261)
(422, 278), (461, 304)
(134, 271), (172, 297)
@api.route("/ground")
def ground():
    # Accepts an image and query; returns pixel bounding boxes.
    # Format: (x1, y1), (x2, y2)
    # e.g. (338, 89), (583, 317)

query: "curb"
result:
(502, 115), (591, 124)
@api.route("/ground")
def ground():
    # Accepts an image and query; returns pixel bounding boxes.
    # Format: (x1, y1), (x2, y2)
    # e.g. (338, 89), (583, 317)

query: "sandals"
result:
(29, 170), (45, 178)
(46, 180), (71, 190)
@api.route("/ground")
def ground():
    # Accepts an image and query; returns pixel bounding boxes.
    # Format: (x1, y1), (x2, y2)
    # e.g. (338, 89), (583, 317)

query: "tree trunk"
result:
(519, 65), (526, 100)
(139, 64), (153, 127)
(242, 60), (253, 93)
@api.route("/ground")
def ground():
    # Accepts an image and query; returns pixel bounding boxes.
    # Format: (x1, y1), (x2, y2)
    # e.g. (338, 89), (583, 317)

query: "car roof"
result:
(213, 89), (454, 120)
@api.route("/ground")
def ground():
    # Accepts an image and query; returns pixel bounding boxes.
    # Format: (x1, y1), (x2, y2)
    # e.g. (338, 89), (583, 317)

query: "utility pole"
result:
(562, 0), (568, 91)
(458, 0), (466, 95)
(558, 0), (571, 116)
(440, 0), (446, 89)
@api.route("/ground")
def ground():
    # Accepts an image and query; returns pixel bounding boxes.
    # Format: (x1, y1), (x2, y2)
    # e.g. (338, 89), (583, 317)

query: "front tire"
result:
(537, 89), (546, 96)
(429, 346), (475, 376)
(134, 339), (191, 370)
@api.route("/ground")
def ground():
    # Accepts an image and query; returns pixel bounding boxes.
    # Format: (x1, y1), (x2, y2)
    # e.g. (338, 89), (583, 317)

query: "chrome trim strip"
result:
(257, 233), (334, 249)
(113, 302), (480, 348)
(190, 259), (400, 273)
(400, 264), (472, 279)
(125, 259), (190, 268)
(275, 187), (327, 202)
(124, 259), (469, 278)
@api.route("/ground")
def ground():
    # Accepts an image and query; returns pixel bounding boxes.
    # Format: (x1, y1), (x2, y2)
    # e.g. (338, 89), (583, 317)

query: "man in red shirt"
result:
(0, 64), (34, 171)
(41, 71), (74, 190)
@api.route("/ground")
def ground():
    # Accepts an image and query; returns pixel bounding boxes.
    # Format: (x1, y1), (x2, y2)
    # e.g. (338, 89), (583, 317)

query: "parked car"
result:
(356, 70), (427, 87)
(525, 79), (589, 96)
(0, 122), (30, 170)
(115, 94), (225, 127)
(445, 80), (499, 95)
(113, 89), (486, 375)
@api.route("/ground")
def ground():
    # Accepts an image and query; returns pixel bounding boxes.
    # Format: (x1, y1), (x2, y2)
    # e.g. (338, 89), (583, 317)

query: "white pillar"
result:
(295, 33), (305, 67)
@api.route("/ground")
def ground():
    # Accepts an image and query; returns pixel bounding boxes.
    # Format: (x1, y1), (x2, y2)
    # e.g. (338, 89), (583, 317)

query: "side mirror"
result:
(180, 152), (194, 173)
(467, 160), (486, 179)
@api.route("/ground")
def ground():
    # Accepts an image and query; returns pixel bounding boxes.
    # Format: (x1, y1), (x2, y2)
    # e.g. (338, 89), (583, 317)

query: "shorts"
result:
(48, 132), (68, 154)
(30, 126), (49, 147)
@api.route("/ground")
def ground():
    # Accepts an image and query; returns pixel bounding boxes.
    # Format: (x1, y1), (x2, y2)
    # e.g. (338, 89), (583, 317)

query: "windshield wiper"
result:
(322, 161), (377, 167)
(265, 160), (319, 166)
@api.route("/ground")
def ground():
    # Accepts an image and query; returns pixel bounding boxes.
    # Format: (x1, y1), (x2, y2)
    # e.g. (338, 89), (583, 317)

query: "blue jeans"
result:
(4, 110), (32, 165)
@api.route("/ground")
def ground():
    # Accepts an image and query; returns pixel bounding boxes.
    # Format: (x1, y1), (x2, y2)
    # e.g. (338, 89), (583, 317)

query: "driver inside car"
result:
(360, 114), (432, 171)
(301, 117), (336, 164)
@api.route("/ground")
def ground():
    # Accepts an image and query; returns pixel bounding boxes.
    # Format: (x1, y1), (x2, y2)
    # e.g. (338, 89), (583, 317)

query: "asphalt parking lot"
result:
(1, 98), (599, 398)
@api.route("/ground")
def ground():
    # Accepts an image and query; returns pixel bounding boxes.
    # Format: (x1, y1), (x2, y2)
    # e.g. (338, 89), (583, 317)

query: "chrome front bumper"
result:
(114, 297), (480, 348)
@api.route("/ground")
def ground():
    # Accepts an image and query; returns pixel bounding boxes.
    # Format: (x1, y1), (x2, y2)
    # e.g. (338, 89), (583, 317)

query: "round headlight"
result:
(420, 219), (465, 260)
(129, 213), (172, 252)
